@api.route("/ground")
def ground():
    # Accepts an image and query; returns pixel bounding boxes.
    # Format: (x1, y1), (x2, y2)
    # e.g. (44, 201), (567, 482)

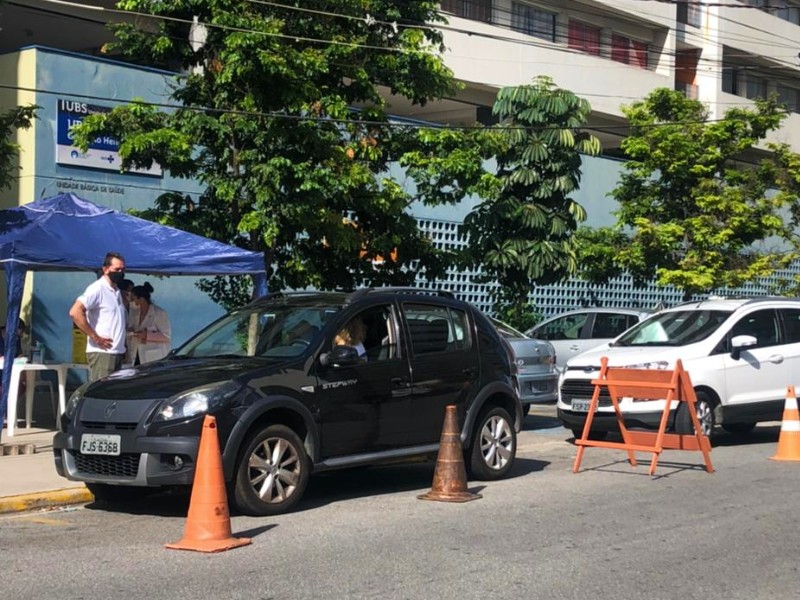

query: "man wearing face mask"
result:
(69, 251), (128, 381)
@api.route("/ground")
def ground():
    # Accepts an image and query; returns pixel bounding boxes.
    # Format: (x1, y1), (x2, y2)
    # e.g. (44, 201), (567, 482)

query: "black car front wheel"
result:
(231, 424), (310, 516)
(467, 406), (516, 480)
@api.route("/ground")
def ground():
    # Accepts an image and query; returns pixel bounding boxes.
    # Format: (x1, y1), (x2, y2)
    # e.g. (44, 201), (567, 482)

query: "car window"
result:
(729, 309), (780, 348)
(615, 310), (731, 347)
(177, 303), (341, 359)
(534, 313), (588, 341)
(781, 308), (800, 343)
(591, 313), (637, 339)
(403, 303), (471, 355)
(489, 317), (527, 339)
(337, 304), (399, 362)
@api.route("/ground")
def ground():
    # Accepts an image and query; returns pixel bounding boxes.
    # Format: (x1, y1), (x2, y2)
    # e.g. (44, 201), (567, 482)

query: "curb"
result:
(0, 487), (94, 515)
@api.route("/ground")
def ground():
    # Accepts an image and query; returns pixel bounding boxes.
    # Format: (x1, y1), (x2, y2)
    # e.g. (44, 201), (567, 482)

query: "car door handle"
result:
(569, 345), (580, 351)
(768, 354), (784, 364)
(462, 367), (477, 376)
(390, 377), (410, 387)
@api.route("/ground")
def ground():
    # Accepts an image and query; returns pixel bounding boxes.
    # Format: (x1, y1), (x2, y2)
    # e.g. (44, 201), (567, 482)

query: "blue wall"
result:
(26, 48), (227, 364)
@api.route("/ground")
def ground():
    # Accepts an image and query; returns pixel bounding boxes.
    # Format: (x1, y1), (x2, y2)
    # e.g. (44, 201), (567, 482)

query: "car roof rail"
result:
(347, 287), (456, 301)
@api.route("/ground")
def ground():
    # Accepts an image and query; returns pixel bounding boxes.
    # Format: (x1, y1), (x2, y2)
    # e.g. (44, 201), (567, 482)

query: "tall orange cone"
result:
(770, 386), (800, 462)
(418, 405), (481, 503)
(166, 415), (252, 552)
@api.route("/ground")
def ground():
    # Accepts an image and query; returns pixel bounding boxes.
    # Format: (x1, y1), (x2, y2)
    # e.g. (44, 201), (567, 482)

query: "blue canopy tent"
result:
(0, 193), (267, 429)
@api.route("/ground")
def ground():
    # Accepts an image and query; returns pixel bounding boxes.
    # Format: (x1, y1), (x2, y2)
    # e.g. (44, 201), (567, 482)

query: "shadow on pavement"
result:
(297, 462), (439, 513)
(84, 448), (552, 518)
(85, 488), (191, 517)
(710, 424), (780, 447)
(522, 413), (562, 431)
(565, 424), (781, 448)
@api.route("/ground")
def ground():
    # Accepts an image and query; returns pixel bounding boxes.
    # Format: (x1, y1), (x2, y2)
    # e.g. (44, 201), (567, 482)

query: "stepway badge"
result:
(56, 99), (162, 177)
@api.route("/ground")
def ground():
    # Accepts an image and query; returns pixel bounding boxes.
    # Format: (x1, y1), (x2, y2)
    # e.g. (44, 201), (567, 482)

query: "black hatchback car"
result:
(54, 288), (522, 515)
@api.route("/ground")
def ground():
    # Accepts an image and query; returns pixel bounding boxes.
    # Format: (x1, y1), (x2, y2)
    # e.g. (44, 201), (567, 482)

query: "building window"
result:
(746, 77), (768, 100)
(611, 34), (649, 68)
(511, 2), (557, 42)
(677, 1), (703, 27)
(440, 0), (492, 23)
(778, 85), (800, 113)
(568, 20), (600, 56)
(722, 66), (740, 95)
(774, 1), (800, 25)
(743, 0), (800, 24)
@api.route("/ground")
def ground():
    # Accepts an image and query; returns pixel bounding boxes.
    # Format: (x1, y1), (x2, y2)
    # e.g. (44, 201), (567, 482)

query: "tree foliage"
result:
(72, 0), (467, 300)
(460, 76), (600, 319)
(577, 88), (800, 299)
(0, 105), (38, 192)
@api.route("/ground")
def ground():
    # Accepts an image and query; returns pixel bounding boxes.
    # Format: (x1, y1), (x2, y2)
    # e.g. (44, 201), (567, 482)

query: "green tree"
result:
(0, 105), (38, 191)
(72, 0), (466, 305)
(460, 76), (601, 326)
(577, 88), (800, 299)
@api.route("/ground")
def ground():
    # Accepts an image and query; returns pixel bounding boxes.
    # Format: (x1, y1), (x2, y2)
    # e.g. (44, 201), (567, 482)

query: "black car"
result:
(53, 288), (522, 515)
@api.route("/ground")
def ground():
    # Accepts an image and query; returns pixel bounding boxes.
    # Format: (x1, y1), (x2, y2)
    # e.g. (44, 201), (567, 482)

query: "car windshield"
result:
(613, 310), (732, 347)
(176, 301), (343, 359)
(489, 317), (528, 339)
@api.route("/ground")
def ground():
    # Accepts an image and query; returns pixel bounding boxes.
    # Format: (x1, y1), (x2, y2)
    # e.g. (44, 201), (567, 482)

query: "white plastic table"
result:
(5, 362), (91, 437)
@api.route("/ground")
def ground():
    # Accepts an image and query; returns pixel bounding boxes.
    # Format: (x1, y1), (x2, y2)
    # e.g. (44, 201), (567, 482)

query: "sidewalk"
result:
(0, 398), (93, 514)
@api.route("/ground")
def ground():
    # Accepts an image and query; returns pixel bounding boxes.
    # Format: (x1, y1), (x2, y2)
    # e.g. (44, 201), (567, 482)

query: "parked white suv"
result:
(557, 297), (800, 438)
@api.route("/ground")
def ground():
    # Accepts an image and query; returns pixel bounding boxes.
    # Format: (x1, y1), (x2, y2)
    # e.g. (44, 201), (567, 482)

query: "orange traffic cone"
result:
(770, 385), (800, 462)
(418, 405), (481, 503)
(166, 415), (252, 552)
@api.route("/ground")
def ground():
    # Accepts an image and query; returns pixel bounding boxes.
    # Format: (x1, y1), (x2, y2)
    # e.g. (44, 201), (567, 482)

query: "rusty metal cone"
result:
(418, 405), (481, 503)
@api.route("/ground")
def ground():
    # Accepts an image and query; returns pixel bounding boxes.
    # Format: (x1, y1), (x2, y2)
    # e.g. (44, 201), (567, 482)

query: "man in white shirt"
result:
(69, 251), (128, 381)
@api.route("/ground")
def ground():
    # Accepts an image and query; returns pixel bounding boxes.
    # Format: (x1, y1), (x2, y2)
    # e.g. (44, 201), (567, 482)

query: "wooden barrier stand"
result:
(572, 357), (714, 476)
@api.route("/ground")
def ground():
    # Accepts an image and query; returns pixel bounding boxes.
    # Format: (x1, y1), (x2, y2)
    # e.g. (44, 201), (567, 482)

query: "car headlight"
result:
(64, 383), (91, 420)
(152, 381), (242, 422)
(624, 360), (670, 370)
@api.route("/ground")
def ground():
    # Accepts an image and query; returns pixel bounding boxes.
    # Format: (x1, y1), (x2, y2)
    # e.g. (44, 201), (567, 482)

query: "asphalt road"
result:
(1, 406), (797, 600)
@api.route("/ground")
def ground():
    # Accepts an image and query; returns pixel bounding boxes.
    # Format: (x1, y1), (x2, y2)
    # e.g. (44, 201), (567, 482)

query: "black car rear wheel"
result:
(467, 406), (516, 480)
(232, 424), (310, 516)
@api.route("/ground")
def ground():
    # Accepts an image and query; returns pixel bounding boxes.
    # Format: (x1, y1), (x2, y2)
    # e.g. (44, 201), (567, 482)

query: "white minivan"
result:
(557, 297), (800, 438)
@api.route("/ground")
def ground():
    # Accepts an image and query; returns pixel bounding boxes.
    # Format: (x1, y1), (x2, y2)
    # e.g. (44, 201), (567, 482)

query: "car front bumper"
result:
(557, 407), (675, 432)
(53, 430), (200, 487)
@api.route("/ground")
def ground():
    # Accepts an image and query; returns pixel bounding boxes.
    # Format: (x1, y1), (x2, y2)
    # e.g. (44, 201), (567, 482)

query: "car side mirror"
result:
(320, 345), (361, 368)
(730, 334), (757, 360)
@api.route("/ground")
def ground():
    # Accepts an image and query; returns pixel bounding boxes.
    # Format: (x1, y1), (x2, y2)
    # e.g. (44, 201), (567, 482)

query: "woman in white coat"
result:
(128, 282), (171, 364)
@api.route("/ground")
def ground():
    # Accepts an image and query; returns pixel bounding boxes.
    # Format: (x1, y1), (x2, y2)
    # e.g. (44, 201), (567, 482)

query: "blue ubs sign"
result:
(56, 99), (162, 176)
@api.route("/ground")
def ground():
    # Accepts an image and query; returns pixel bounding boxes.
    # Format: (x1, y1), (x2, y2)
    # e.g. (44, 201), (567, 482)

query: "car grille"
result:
(560, 380), (612, 408)
(81, 421), (138, 431)
(74, 452), (140, 478)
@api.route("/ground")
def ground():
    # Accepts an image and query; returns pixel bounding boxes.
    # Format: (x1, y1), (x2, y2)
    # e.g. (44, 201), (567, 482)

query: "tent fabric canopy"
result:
(1, 193), (267, 429)
(0, 193), (266, 275)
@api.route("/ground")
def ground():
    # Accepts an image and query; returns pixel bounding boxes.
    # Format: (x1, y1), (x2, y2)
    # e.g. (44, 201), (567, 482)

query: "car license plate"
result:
(571, 398), (592, 412)
(80, 434), (121, 456)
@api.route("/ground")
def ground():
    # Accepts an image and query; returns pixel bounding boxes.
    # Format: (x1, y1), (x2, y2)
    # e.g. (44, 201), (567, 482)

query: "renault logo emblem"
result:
(104, 402), (117, 419)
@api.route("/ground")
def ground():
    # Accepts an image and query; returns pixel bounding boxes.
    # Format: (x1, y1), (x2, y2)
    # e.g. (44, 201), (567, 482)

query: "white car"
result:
(557, 297), (800, 439)
(526, 307), (652, 371)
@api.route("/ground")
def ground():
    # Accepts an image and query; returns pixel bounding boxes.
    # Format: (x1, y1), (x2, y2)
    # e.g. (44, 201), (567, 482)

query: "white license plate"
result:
(80, 434), (121, 456)
(571, 398), (592, 412)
